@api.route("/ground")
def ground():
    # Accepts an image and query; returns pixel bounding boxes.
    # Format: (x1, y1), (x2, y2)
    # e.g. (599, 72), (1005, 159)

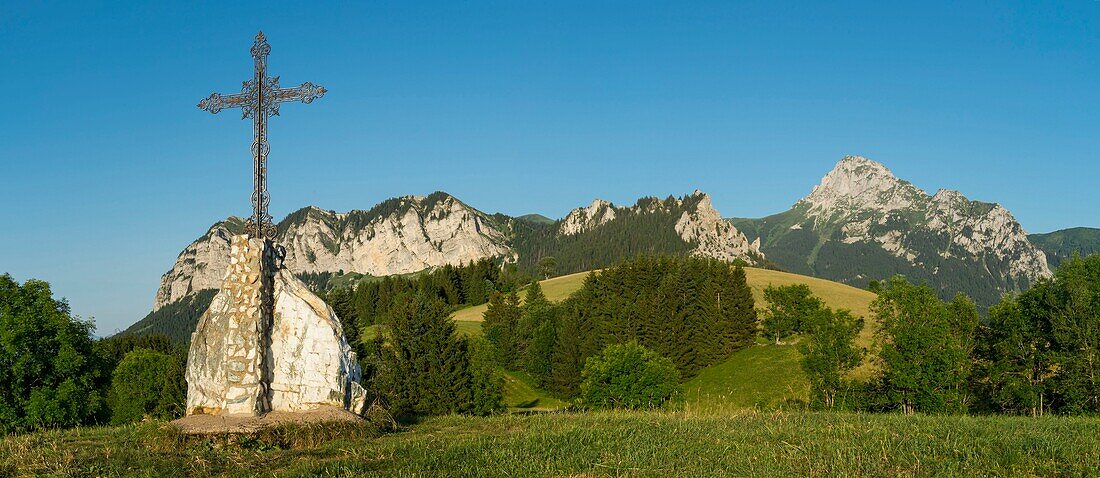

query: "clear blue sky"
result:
(2, 1), (1098, 333)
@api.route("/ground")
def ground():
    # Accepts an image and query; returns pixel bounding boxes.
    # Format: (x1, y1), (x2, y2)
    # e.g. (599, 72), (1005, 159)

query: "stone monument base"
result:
(171, 405), (363, 435)
(184, 235), (367, 419)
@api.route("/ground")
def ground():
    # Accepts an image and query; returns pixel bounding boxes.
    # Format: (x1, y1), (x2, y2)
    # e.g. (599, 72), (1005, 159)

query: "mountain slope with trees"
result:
(732, 155), (1052, 305)
(1029, 227), (1100, 268)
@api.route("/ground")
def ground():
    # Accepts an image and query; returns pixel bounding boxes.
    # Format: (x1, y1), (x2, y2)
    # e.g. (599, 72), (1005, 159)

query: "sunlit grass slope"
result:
(682, 343), (808, 413)
(5, 412), (1098, 477)
(502, 371), (568, 411)
(450, 271), (592, 322)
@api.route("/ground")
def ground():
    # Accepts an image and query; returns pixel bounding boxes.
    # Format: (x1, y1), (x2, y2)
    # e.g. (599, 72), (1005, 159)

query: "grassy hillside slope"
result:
(5, 412), (1098, 477)
(451, 270), (593, 322)
(683, 345), (808, 413)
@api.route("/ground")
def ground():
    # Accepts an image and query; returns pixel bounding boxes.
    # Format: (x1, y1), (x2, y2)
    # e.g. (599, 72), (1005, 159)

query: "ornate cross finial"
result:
(198, 32), (326, 240)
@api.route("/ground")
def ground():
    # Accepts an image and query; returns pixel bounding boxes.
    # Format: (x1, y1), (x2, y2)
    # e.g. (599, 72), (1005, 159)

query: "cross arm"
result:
(198, 92), (252, 114)
(272, 82), (327, 104)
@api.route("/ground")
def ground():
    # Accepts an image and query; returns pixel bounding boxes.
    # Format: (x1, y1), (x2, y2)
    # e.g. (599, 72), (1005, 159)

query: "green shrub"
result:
(580, 342), (680, 409)
(108, 348), (185, 424)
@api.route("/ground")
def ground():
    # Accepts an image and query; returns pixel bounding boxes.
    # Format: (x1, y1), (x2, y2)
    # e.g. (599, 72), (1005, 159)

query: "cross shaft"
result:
(198, 32), (326, 239)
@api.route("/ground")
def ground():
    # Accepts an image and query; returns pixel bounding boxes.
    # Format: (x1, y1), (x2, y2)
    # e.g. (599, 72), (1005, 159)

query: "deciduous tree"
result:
(0, 274), (108, 432)
(799, 307), (864, 409)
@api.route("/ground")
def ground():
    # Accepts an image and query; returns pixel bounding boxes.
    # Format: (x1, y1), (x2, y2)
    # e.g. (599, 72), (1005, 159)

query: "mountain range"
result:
(126, 155), (1098, 340)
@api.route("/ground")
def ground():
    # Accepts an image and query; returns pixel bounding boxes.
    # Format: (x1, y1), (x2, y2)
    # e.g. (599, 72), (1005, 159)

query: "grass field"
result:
(4, 411), (1098, 477)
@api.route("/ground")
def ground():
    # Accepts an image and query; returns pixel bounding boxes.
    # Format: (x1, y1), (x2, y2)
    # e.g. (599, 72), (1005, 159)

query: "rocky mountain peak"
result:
(673, 190), (764, 262)
(555, 191), (763, 262)
(800, 155), (923, 218)
(559, 199), (617, 236)
(769, 155), (1052, 293)
(931, 188), (966, 204)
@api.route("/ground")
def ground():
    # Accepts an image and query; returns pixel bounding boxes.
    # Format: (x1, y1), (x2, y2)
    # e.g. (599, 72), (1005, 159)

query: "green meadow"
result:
(4, 411), (1098, 477)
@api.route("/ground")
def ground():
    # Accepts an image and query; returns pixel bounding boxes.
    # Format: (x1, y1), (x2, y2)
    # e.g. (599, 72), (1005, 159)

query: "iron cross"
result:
(198, 32), (326, 240)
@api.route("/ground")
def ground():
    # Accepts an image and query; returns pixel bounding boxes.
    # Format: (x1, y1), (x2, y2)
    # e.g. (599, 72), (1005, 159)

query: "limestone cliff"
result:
(154, 190), (764, 317)
(674, 191), (762, 262)
(156, 192), (513, 311)
(558, 199), (616, 236)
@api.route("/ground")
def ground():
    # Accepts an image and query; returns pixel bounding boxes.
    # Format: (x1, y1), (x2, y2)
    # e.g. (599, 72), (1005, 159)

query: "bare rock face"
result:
(269, 269), (367, 414)
(185, 235), (366, 417)
(675, 191), (762, 262)
(156, 221), (241, 309)
(558, 199), (617, 236)
(279, 198), (515, 276)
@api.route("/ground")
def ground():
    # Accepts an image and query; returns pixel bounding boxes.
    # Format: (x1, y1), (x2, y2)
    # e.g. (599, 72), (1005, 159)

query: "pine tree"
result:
(551, 299), (588, 396)
(482, 291), (522, 366)
(375, 292), (474, 417)
(325, 286), (357, 344)
(466, 337), (505, 416)
(524, 317), (558, 387)
(547, 256), (756, 395)
(517, 282), (559, 385)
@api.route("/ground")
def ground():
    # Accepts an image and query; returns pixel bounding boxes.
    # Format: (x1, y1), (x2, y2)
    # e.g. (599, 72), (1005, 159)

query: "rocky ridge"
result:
(558, 199), (616, 236)
(557, 191), (764, 262)
(153, 190), (764, 314)
(155, 193), (513, 311)
(675, 191), (763, 262)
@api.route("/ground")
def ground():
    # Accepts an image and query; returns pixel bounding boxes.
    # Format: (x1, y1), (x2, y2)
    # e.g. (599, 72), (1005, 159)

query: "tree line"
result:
(770, 253), (1100, 415)
(323, 258), (527, 353)
(8, 251), (1100, 435)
